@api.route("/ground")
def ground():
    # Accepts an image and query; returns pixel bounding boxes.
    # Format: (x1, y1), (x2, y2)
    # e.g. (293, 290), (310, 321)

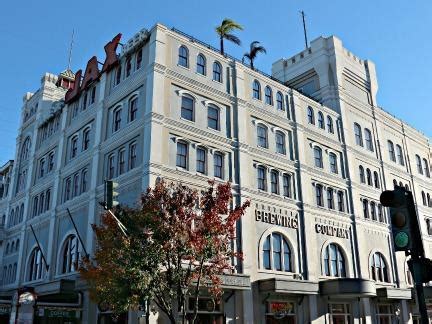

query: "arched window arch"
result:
(370, 252), (389, 282)
(364, 128), (373, 151)
(276, 92), (284, 110)
(212, 61), (222, 82)
(373, 171), (380, 188)
(327, 116), (334, 133)
(416, 155), (423, 174)
(20, 137), (31, 161)
(354, 123), (363, 146)
(28, 247), (45, 281)
(388, 141), (396, 162)
(180, 94), (194, 121)
(307, 107), (315, 125)
(178, 45), (189, 67)
(264, 86), (273, 105)
(317, 112), (325, 129)
(359, 166), (365, 183)
(262, 233), (292, 272)
(257, 124), (268, 148)
(196, 54), (206, 75)
(323, 243), (346, 277)
(275, 131), (286, 155)
(128, 96), (138, 122)
(207, 105), (220, 130)
(252, 80), (261, 100)
(399, 181), (403, 187)
(257, 166), (267, 191)
(366, 168), (372, 186)
(314, 146), (323, 168)
(61, 235), (80, 274)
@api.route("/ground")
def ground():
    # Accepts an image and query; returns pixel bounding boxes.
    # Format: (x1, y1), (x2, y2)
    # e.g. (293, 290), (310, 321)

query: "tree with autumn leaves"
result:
(80, 180), (249, 323)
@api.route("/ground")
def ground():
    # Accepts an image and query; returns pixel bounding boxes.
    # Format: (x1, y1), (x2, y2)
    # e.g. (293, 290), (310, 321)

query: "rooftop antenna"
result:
(67, 29), (75, 70)
(300, 11), (308, 49)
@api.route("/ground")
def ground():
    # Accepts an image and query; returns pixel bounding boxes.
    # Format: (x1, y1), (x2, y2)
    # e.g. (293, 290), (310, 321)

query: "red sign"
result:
(65, 33), (122, 104)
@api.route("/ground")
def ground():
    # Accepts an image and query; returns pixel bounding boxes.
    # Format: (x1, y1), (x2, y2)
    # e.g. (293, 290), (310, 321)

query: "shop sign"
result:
(315, 223), (350, 239)
(38, 308), (80, 318)
(268, 302), (295, 318)
(255, 210), (298, 229)
(0, 305), (10, 314)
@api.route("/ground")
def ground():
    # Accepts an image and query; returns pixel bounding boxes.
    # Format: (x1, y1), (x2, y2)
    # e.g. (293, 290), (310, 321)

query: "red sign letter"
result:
(102, 33), (122, 73)
(81, 56), (100, 89)
(65, 70), (82, 104)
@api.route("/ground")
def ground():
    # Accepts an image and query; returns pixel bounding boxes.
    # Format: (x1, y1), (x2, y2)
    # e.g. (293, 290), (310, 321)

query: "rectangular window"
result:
(113, 109), (122, 132)
(316, 185), (323, 207)
(283, 174), (292, 198)
(83, 129), (90, 151)
(108, 155), (115, 179)
(275, 132), (286, 155)
(81, 170), (88, 193)
(118, 150), (125, 175)
(176, 142), (188, 169)
(196, 148), (206, 174)
(39, 159), (45, 178)
(207, 106), (219, 130)
(214, 153), (223, 179)
(71, 137), (78, 159)
(129, 143), (137, 169)
(181, 96), (194, 121)
(330, 153), (338, 174)
(258, 167), (266, 191)
(337, 191), (345, 212)
(48, 153), (54, 172)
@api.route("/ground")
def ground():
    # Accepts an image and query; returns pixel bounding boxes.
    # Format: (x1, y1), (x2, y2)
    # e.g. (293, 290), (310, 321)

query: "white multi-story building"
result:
(0, 23), (431, 324)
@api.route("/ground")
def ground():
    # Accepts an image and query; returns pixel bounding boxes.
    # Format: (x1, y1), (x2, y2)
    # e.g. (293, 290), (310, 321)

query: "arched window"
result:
(212, 61), (222, 82)
(19, 203), (24, 222)
(196, 54), (206, 75)
(378, 204), (384, 222)
(64, 178), (71, 202)
(316, 184), (323, 207)
(81, 170), (88, 193)
(28, 247), (45, 281)
(6, 243), (9, 254)
(317, 112), (325, 129)
(374, 171), (380, 188)
(337, 191), (345, 212)
(370, 202), (376, 220)
(354, 123), (363, 146)
(388, 141), (396, 162)
(181, 95), (194, 121)
(428, 193), (431, 207)
(270, 170), (279, 194)
(393, 179), (398, 188)
(39, 193), (44, 214)
(129, 97), (138, 122)
(364, 129), (373, 151)
(207, 105), (220, 130)
(323, 243), (346, 277)
(370, 252), (389, 282)
(359, 166), (365, 183)
(396, 145), (404, 166)
(136, 47), (143, 70)
(276, 92), (284, 110)
(11, 242), (15, 253)
(113, 107), (122, 132)
(20, 137), (31, 161)
(327, 188), (334, 209)
(329, 153), (338, 174)
(327, 116), (334, 133)
(196, 147), (207, 175)
(366, 169), (372, 186)
(275, 131), (286, 155)
(70, 136), (78, 158)
(178, 46), (189, 67)
(257, 166), (267, 191)
(252, 80), (261, 100)
(264, 86), (273, 105)
(176, 141), (188, 169)
(115, 65), (122, 85)
(82, 128), (90, 151)
(363, 199), (369, 218)
(213, 152), (224, 179)
(423, 158), (430, 177)
(129, 142), (137, 170)
(73, 174), (80, 197)
(307, 107), (315, 124)
(16, 239), (20, 252)
(262, 233), (292, 272)
(61, 235), (80, 274)
(32, 197), (38, 217)
(12, 263), (16, 283)
(257, 125), (268, 148)
(416, 155), (422, 174)
(314, 147), (323, 168)
(422, 191), (427, 206)
(125, 57), (132, 77)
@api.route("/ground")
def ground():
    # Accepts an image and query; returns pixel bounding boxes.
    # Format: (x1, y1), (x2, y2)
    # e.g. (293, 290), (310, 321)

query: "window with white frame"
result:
(176, 141), (188, 169)
(364, 128), (373, 151)
(129, 142), (137, 170)
(275, 131), (286, 155)
(213, 152), (224, 179)
(396, 144), (404, 165)
(61, 235), (80, 274)
(196, 147), (207, 174)
(28, 247), (45, 281)
(388, 141), (396, 162)
(178, 46), (189, 67)
(323, 243), (346, 277)
(253, 80), (261, 100)
(207, 105), (220, 130)
(282, 174), (292, 198)
(327, 116), (334, 133)
(318, 112), (325, 129)
(257, 125), (268, 148)
(113, 108), (122, 132)
(262, 233), (292, 272)
(276, 92), (284, 110)
(181, 95), (194, 121)
(265, 86), (273, 105)
(314, 147), (323, 168)
(370, 252), (389, 282)
(129, 97), (138, 122)
(196, 54), (206, 75)
(329, 153), (338, 174)
(354, 123), (363, 146)
(212, 61), (222, 82)
(270, 170), (279, 194)
(257, 166), (267, 191)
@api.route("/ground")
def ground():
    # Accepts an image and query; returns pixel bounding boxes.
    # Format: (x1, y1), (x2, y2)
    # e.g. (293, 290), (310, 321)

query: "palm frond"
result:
(224, 34), (241, 46)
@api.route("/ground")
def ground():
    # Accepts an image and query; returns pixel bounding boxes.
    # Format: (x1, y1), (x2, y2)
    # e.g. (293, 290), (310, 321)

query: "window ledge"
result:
(177, 64), (190, 70)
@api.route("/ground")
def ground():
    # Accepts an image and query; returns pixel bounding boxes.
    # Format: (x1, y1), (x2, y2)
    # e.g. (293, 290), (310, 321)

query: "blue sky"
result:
(1, 0), (431, 166)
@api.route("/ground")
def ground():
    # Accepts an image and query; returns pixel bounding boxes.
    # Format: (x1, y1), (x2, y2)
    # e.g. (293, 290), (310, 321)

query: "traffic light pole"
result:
(409, 257), (429, 324)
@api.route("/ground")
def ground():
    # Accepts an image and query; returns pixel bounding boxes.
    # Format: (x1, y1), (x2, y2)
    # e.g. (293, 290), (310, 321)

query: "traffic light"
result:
(104, 180), (119, 210)
(380, 186), (423, 254)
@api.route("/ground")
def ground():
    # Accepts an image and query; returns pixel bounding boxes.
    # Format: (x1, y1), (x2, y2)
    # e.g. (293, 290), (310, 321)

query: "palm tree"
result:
(243, 41), (267, 70)
(215, 18), (243, 55)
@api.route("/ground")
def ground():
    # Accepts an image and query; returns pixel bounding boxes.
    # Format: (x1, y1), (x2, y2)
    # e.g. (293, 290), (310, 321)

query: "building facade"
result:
(0, 23), (431, 323)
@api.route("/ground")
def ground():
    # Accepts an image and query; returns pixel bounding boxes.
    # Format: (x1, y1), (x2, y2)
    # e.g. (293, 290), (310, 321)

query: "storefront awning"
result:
(376, 287), (412, 300)
(319, 278), (376, 298)
(258, 278), (319, 295)
(33, 279), (76, 296)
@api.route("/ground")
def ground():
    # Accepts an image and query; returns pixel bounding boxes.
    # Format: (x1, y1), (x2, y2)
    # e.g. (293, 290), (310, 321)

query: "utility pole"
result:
(300, 11), (308, 49)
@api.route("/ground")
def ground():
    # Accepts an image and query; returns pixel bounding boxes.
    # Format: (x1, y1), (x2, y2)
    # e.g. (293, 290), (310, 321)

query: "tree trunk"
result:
(220, 36), (224, 55)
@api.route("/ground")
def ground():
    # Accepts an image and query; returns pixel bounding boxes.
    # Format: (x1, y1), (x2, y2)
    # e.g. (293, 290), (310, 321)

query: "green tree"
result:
(80, 180), (250, 324)
(215, 18), (243, 55)
(243, 41), (267, 70)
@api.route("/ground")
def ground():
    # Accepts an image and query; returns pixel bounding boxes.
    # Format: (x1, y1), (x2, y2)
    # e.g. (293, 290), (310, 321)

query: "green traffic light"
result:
(394, 232), (409, 248)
